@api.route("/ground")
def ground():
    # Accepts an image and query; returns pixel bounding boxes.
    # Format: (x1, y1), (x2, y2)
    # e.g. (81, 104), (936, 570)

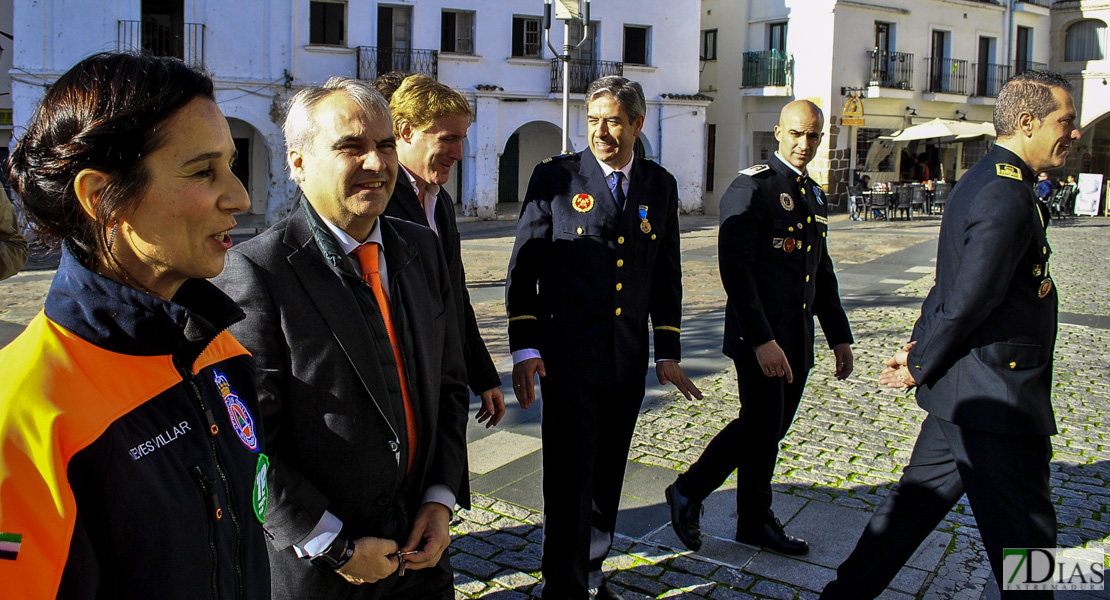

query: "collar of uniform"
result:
(595, 153), (634, 182)
(317, 206), (385, 255)
(400, 164), (441, 204)
(773, 151), (808, 179)
(989, 143), (1035, 183)
(769, 152), (807, 184)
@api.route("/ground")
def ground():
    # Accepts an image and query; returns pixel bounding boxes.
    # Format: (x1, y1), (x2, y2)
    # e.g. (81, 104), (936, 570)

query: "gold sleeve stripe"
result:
(507, 315), (538, 323)
(654, 326), (681, 333)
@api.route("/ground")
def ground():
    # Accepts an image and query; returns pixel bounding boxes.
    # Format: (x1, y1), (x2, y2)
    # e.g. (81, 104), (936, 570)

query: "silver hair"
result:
(282, 76), (391, 180)
(584, 76), (646, 123)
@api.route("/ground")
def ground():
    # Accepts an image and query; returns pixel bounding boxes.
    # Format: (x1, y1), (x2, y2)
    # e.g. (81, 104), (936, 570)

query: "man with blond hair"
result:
(385, 74), (505, 430)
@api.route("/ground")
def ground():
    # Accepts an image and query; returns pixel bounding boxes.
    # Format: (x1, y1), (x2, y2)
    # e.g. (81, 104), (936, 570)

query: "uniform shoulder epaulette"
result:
(739, 164), (770, 177)
(542, 152), (578, 164)
(640, 158), (675, 178)
(996, 163), (1023, 181)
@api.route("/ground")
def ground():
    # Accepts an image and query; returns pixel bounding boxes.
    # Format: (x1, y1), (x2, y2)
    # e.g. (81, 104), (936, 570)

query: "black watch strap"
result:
(310, 532), (355, 571)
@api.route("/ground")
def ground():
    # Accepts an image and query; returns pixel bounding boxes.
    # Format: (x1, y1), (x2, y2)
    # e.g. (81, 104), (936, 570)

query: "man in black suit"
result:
(506, 76), (702, 598)
(820, 70), (1079, 599)
(214, 77), (467, 599)
(666, 100), (854, 556)
(384, 74), (504, 428)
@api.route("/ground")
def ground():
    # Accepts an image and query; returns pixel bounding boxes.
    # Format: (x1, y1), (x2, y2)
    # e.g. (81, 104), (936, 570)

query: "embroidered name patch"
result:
(215, 370), (259, 452)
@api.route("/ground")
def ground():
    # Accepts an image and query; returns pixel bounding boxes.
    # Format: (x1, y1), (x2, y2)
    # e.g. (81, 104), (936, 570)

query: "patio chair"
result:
(895, 186), (914, 220)
(911, 187), (928, 216)
(931, 183), (951, 214)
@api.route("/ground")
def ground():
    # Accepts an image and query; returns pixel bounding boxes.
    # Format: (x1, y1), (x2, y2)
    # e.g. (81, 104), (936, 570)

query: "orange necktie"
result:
(352, 242), (418, 475)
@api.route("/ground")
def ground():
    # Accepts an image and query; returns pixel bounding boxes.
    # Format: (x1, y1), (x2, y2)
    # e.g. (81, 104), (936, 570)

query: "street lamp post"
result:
(544, 0), (591, 154)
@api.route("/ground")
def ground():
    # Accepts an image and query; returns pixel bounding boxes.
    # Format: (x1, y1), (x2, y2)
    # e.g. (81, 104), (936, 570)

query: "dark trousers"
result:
(538, 374), (646, 598)
(677, 355), (809, 524)
(270, 549), (452, 600)
(820, 415), (1055, 600)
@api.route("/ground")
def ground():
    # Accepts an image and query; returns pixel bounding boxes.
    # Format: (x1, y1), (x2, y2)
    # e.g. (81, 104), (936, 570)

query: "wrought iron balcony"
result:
(117, 20), (205, 68)
(973, 63), (1010, 97)
(356, 47), (438, 81)
(1013, 60), (1048, 76)
(742, 50), (792, 88)
(868, 50), (914, 90)
(549, 58), (623, 94)
(926, 57), (969, 95)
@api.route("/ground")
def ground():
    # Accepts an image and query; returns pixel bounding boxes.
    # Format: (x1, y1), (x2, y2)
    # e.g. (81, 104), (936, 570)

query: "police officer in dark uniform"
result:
(666, 99), (854, 555)
(819, 71), (1079, 600)
(506, 76), (701, 599)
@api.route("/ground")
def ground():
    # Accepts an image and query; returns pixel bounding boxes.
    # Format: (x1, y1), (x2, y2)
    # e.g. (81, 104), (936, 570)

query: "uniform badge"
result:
(1038, 278), (1053, 298)
(253, 453), (270, 523)
(783, 238), (797, 253)
(772, 238), (784, 249)
(214, 370), (259, 452)
(815, 215), (829, 225)
(638, 205), (651, 233)
(996, 163), (1022, 181)
(1033, 264), (1043, 277)
(739, 164), (770, 176)
(780, 193), (795, 211)
(572, 194), (594, 213)
(814, 185), (824, 205)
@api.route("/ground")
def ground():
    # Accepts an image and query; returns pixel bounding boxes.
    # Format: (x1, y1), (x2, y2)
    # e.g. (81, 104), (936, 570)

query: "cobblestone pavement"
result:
(449, 217), (1110, 599)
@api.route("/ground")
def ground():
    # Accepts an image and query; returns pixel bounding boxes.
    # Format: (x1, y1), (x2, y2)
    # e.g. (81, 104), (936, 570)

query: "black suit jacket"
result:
(383, 175), (501, 395)
(718, 153), (853, 372)
(506, 151), (683, 387)
(908, 145), (1058, 435)
(213, 201), (469, 597)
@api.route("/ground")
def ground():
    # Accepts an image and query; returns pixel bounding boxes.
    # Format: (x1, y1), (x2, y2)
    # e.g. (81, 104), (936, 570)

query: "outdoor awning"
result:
(879, 118), (996, 143)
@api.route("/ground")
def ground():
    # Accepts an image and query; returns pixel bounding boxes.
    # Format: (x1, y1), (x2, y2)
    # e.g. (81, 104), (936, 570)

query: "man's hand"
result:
(475, 386), (506, 427)
(755, 340), (793, 383)
(656, 361), (703, 400)
(335, 536), (399, 585)
(399, 502), (452, 572)
(878, 341), (917, 389)
(833, 343), (854, 380)
(512, 357), (546, 410)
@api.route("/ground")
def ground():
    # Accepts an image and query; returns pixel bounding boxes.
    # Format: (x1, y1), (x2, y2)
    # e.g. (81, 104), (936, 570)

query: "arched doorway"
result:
(226, 118), (269, 217)
(499, 121), (562, 205)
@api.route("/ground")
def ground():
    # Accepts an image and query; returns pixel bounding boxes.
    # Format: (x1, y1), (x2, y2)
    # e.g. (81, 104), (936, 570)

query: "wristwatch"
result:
(310, 531), (355, 571)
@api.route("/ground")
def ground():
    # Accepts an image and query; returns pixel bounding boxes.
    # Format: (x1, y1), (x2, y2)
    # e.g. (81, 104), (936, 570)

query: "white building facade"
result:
(700, 0), (1052, 214)
(12, 0), (709, 223)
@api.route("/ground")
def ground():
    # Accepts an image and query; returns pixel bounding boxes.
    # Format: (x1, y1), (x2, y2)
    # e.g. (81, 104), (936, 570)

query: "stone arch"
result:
(225, 118), (270, 218)
(499, 120), (563, 205)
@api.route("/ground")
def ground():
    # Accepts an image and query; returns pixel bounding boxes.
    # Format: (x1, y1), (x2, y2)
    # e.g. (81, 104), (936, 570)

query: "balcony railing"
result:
(973, 63), (1010, 97)
(1018, 0), (1051, 6)
(742, 50), (792, 88)
(926, 57), (969, 95)
(1013, 60), (1048, 76)
(356, 47), (438, 81)
(549, 58), (623, 94)
(117, 20), (205, 68)
(868, 50), (914, 90)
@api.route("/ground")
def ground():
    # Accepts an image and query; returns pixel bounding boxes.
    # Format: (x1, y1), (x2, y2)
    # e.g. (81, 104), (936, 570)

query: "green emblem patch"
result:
(253, 453), (270, 524)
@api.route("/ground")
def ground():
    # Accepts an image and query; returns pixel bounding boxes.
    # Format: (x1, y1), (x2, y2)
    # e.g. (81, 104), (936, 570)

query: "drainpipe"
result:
(1005, 0), (1014, 74)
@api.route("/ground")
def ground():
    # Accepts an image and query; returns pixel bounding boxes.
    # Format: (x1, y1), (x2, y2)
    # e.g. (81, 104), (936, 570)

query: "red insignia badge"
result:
(572, 194), (594, 213)
(783, 238), (796, 253)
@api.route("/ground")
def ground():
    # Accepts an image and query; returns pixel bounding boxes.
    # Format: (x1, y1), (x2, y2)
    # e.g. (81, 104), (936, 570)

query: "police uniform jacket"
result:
(0, 243), (270, 599)
(908, 145), (1058, 436)
(506, 151), (683, 387)
(719, 153), (853, 372)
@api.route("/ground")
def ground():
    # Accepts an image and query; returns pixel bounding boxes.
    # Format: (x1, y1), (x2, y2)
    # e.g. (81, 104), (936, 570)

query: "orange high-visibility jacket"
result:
(0, 247), (271, 599)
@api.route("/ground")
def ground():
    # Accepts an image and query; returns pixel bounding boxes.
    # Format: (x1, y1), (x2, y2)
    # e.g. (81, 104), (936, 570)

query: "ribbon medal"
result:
(814, 185), (824, 205)
(639, 205), (651, 234)
(573, 194), (594, 213)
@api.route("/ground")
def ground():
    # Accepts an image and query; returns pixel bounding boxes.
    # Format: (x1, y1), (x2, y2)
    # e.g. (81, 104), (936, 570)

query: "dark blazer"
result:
(506, 151), (683, 387)
(908, 145), (1058, 436)
(719, 153), (853, 372)
(383, 175), (501, 395)
(213, 201), (469, 597)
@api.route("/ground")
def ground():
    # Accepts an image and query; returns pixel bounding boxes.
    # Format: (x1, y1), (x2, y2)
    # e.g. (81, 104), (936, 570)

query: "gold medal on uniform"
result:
(1032, 264), (1043, 277)
(638, 205), (651, 233)
(1038, 278), (1053, 298)
(783, 238), (796, 253)
(780, 193), (795, 211)
(572, 193), (594, 213)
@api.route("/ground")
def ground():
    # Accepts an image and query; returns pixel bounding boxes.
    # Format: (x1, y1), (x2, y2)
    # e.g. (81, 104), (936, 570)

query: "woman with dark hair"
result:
(0, 53), (270, 599)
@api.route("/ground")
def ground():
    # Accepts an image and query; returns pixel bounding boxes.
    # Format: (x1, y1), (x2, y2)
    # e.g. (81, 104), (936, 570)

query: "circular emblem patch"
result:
(640, 221), (652, 234)
(214, 370), (259, 452)
(1038, 278), (1053, 298)
(572, 194), (595, 213)
(783, 238), (796, 253)
(780, 193), (795, 211)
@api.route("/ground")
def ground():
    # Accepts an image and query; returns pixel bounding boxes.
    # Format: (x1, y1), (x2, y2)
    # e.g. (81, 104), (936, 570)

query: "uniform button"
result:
(651, 234), (657, 240)
(1009, 361), (1017, 369)
(388, 441), (399, 452)
(576, 226), (583, 234)
(807, 216), (812, 223)
(615, 307), (622, 316)
(617, 259), (624, 267)
(798, 223), (804, 230)
(1042, 246), (1048, 254)
(806, 275), (810, 282)
(807, 245), (812, 252)
(802, 303), (807, 309)
(616, 283), (623, 291)
(822, 232), (827, 238)
(618, 236), (625, 244)
(788, 226), (795, 232)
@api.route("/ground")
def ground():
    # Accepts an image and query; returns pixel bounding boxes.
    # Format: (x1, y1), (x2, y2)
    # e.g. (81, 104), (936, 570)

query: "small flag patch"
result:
(0, 532), (22, 560)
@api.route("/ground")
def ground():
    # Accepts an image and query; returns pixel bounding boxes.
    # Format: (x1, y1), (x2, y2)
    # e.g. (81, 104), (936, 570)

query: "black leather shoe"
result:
(736, 517), (809, 555)
(665, 482), (703, 551)
(589, 583), (624, 600)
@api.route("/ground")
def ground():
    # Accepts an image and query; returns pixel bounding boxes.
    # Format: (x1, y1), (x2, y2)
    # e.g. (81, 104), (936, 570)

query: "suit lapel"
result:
(389, 176), (429, 227)
(282, 211), (402, 433)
